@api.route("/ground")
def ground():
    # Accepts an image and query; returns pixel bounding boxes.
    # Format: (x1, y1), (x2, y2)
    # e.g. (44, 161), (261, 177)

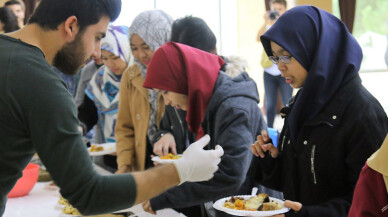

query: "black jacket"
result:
(151, 105), (195, 154)
(150, 72), (267, 211)
(78, 95), (98, 134)
(256, 76), (388, 216)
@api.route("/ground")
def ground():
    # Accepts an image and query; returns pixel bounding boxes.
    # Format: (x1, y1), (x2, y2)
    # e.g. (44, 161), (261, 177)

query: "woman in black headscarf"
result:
(251, 5), (388, 217)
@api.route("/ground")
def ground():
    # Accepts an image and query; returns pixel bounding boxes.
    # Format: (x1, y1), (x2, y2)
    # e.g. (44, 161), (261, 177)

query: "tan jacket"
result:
(115, 64), (164, 171)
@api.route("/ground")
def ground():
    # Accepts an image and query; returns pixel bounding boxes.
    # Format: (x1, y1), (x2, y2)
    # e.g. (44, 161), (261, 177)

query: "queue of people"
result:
(0, 0), (387, 217)
(0, 0), (223, 216)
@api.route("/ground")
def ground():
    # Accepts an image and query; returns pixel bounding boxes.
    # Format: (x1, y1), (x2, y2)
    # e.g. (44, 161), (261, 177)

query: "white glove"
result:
(173, 134), (224, 185)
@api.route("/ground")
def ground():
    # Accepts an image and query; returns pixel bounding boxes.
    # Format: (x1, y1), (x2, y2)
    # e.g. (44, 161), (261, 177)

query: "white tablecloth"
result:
(4, 165), (185, 217)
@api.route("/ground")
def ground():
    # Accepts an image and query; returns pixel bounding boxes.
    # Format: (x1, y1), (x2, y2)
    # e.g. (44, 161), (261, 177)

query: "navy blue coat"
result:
(256, 76), (388, 216)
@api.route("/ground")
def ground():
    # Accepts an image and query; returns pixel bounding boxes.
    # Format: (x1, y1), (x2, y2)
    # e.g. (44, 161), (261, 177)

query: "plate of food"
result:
(57, 195), (82, 216)
(87, 143), (116, 156)
(58, 194), (129, 217)
(213, 193), (289, 216)
(151, 153), (182, 164)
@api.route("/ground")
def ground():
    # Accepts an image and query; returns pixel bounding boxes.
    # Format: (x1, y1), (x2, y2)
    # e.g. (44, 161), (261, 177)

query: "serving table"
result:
(4, 164), (185, 217)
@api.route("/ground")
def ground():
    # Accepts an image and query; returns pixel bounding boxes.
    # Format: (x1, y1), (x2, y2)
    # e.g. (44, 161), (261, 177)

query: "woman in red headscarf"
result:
(143, 41), (267, 214)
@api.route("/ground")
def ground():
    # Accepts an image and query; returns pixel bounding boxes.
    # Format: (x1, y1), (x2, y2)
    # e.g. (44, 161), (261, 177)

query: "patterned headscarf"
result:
(129, 10), (173, 141)
(86, 25), (131, 143)
(102, 25), (132, 64)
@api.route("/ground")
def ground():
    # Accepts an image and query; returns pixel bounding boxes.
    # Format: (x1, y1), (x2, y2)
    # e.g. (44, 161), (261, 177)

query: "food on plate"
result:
(38, 168), (52, 181)
(245, 193), (270, 210)
(58, 195), (67, 205)
(89, 144), (104, 152)
(62, 204), (81, 215)
(88, 214), (125, 217)
(223, 196), (245, 210)
(222, 193), (283, 211)
(58, 195), (81, 215)
(58, 195), (125, 216)
(160, 153), (181, 160)
(260, 201), (283, 211)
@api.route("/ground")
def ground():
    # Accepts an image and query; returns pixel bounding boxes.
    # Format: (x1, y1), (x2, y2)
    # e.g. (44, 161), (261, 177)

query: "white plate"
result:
(151, 155), (182, 164)
(87, 142), (116, 156)
(213, 195), (289, 216)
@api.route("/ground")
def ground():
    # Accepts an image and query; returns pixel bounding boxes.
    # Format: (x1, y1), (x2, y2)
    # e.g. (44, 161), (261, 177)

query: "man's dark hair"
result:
(270, 0), (287, 7)
(28, 0), (121, 31)
(4, 0), (25, 11)
(171, 16), (217, 53)
(0, 7), (19, 33)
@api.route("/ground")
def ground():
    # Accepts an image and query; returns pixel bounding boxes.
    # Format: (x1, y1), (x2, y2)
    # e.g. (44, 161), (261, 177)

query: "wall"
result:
(0, 0), (6, 6)
(235, 0), (296, 104)
(236, 0), (265, 104)
(295, 0), (332, 13)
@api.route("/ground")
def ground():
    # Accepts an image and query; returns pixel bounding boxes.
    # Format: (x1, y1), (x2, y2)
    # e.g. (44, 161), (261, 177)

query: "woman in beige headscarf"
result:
(349, 134), (388, 217)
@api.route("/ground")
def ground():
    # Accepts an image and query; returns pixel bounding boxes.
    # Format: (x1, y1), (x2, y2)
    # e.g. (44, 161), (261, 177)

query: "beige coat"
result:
(115, 64), (164, 171)
(367, 133), (388, 194)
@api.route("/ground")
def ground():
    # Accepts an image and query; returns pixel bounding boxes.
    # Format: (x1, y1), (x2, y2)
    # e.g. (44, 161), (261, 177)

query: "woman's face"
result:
(101, 50), (127, 76)
(8, 4), (24, 23)
(155, 89), (188, 111)
(130, 34), (154, 66)
(270, 41), (308, 88)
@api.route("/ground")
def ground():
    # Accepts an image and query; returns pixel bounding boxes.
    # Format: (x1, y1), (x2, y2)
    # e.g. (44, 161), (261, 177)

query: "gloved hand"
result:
(173, 135), (224, 185)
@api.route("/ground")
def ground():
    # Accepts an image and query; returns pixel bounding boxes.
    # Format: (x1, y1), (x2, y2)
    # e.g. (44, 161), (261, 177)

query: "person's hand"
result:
(153, 133), (177, 156)
(173, 135), (224, 185)
(270, 200), (302, 217)
(284, 200), (302, 212)
(78, 125), (83, 133)
(150, 155), (160, 167)
(269, 18), (276, 25)
(264, 11), (277, 25)
(114, 165), (132, 174)
(250, 130), (279, 158)
(264, 11), (270, 23)
(142, 200), (156, 214)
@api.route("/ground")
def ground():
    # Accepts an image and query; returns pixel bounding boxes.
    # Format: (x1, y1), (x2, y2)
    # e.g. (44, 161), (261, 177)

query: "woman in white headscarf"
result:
(115, 10), (173, 174)
(78, 25), (132, 144)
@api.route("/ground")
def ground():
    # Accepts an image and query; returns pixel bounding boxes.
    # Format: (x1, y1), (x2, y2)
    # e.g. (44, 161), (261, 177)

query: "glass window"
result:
(333, 0), (388, 72)
(333, 0), (388, 112)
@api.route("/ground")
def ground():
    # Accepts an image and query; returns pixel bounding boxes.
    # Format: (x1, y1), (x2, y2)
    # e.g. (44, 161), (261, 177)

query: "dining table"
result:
(4, 164), (186, 217)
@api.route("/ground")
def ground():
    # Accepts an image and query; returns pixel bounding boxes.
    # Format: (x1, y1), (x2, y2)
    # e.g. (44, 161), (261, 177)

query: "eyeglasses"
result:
(268, 55), (293, 64)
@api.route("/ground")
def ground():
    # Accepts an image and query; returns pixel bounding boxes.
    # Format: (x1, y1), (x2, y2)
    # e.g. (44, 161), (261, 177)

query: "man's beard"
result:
(53, 33), (87, 76)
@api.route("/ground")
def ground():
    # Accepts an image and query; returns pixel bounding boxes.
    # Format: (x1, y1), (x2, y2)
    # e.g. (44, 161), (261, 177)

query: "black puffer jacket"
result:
(152, 55), (250, 154)
(151, 105), (195, 154)
(256, 76), (388, 216)
(150, 71), (267, 211)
